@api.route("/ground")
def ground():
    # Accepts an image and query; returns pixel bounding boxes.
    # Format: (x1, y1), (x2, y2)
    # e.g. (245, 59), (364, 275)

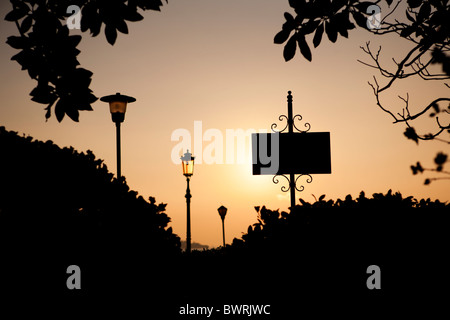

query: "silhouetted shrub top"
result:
(0, 126), (181, 259)
(228, 190), (449, 257)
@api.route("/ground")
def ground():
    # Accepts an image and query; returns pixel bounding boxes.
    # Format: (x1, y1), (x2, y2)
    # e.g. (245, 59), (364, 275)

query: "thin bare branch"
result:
(368, 79), (398, 122)
(404, 98), (450, 122)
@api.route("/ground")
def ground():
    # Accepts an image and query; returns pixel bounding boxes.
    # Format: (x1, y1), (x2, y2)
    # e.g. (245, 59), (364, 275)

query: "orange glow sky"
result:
(1, 1), (448, 248)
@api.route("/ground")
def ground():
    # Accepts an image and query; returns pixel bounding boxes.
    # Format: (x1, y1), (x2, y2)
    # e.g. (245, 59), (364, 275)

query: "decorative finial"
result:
(287, 91), (293, 102)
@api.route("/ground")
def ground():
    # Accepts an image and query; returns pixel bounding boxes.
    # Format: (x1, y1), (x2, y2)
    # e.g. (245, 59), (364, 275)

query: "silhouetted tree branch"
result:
(5, 0), (167, 122)
(276, 0), (449, 184)
(411, 151), (450, 184)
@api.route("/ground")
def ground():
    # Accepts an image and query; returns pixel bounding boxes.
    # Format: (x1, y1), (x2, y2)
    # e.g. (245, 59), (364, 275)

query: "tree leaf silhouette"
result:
(54, 99), (65, 122)
(283, 34), (297, 62)
(81, 3), (102, 36)
(297, 34), (312, 61)
(301, 19), (320, 35)
(105, 24), (118, 45)
(274, 29), (291, 44)
(405, 10), (415, 23)
(404, 127), (419, 144)
(20, 15), (33, 33)
(6, 36), (26, 50)
(434, 152), (447, 166)
(30, 84), (56, 104)
(65, 106), (80, 122)
(325, 19), (337, 43)
(313, 23), (324, 48)
(123, 9), (144, 22)
(417, 2), (431, 23)
(331, 0), (348, 11)
(116, 19), (129, 34)
(400, 26), (414, 38)
(44, 104), (52, 120)
(284, 12), (295, 25)
(407, 0), (422, 8)
(5, 5), (29, 22)
(351, 11), (367, 29)
(335, 11), (354, 38)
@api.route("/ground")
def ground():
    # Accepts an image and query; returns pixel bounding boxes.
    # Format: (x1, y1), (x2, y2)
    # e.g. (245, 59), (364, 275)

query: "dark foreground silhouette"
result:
(0, 126), (448, 317)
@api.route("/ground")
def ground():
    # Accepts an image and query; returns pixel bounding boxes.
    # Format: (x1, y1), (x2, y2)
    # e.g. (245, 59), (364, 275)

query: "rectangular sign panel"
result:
(252, 132), (331, 175)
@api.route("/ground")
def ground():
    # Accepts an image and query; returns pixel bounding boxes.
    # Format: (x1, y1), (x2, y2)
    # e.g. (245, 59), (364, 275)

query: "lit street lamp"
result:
(100, 92), (136, 179)
(217, 205), (227, 247)
(181, 150), (195, 253)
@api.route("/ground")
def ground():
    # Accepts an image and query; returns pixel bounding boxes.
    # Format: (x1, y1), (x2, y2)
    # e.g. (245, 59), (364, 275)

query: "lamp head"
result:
(100, 92), (136, 123)
(181, 150), (195, 177)
(218, 205), (227, 220)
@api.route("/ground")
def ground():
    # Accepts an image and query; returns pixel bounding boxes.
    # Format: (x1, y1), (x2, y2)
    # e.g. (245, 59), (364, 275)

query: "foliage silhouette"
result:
(5, 0), (167, 122)
(411, 150), (450, 184)
(234, 190), (448, 252)
(0, 130), (448, 315)
(213, 191), (448, 303)
(170, 190), (449, 316)
(0, 126), (180, 299)
(276, 0), (450, 184)
(0, 130), (448, 314)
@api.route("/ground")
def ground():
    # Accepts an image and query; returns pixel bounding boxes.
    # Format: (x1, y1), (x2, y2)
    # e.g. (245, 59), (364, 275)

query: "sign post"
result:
(252, 91), (332, 209)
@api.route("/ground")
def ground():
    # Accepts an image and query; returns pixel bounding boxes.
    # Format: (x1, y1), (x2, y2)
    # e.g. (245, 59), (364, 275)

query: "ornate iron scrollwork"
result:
(272, 174), (313, 193)
(292, 114), (311, 133)
(294, 174), (313, 192)
(270, 115), (289, 133)
(271, 114), (311, 133)
(272, 174), (290, 192)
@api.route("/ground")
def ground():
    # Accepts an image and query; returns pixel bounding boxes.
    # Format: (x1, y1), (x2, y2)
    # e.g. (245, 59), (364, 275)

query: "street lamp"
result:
(217, 205), (227, 247)
(100, 92), (136, 179)
(181, 150), (195, 253)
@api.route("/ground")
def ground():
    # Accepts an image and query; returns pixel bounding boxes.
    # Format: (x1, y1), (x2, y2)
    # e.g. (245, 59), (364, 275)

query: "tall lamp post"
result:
(217, 205), (227, 247)
(181, 150), (195, 253)
(100, 93), (136, 179)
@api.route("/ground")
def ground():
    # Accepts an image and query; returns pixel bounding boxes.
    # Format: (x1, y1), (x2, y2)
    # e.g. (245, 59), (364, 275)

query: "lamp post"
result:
(217, 205), (227, 247)
(181, 150), (195, 253)
(100, 92), (136, 179)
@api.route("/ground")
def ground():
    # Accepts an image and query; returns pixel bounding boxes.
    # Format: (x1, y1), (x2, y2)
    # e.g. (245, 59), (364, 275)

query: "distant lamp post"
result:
(100, 92), (136, 179)
(181, 150), (195, 253)
(217, 205), (227, 247)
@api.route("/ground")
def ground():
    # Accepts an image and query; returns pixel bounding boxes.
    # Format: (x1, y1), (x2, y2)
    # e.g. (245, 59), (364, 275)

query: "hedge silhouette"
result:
(1, 125), (448, 314)
(186, 190), (450, 310)
(0, 126), (180, 296)
(233, 190), (449, 255)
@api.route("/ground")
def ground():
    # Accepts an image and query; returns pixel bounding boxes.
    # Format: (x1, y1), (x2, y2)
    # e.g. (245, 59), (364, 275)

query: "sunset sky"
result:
(1, 0), (448, 248)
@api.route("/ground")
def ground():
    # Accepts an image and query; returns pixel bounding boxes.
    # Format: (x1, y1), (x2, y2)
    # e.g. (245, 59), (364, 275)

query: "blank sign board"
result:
(252, 132), (331, 175)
